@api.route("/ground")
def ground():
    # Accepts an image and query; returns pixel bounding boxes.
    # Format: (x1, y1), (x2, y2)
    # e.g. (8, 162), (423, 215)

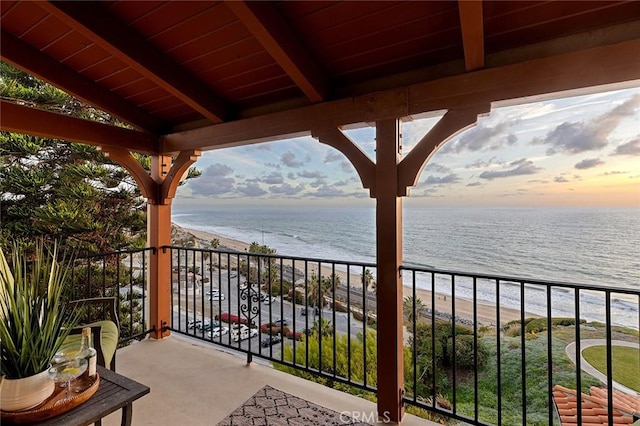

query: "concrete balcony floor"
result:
(102, 334), (434, 425)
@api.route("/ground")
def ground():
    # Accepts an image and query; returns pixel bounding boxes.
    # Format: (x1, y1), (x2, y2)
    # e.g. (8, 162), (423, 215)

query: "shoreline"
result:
(173, 223), (536, 326)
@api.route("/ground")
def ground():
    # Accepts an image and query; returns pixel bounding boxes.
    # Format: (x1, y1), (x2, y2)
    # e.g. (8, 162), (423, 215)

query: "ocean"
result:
(172, 204), (640, 328)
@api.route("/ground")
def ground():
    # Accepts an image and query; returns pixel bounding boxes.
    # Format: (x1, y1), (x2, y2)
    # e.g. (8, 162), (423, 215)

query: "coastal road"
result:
(171, 268), (367, 356)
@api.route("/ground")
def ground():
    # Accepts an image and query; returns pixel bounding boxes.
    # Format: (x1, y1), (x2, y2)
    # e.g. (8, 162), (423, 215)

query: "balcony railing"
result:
(72, 247), (155, 345)
(165, 245), (379, 395)
(401, 266), (640, 425)
(75, 247), (639, 425)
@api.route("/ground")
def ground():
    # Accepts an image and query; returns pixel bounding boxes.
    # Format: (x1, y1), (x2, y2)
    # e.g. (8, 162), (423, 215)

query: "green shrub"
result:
(409, 321), (483, 396)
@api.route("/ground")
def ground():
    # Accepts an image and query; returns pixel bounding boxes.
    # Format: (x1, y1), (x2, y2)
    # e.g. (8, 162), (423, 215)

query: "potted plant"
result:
(0, 242), (80, 411)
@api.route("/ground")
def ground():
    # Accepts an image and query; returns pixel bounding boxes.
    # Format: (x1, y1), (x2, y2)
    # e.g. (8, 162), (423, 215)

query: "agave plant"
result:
(0, 242), (80, 379)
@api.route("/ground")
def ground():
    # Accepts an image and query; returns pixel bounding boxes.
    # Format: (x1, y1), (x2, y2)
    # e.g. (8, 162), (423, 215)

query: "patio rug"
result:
(217, 385), (372, 425)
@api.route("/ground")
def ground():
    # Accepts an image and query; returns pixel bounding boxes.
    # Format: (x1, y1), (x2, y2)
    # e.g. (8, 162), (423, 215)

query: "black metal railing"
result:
(164, 245), (379, 395)
(72, 246), (640, 425)
(401, 265), (640, 426)
(72, 248), (154, 345)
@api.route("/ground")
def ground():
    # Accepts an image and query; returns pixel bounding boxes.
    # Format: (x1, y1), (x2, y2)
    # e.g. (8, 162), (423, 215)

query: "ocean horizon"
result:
(172, 204), (639, 328)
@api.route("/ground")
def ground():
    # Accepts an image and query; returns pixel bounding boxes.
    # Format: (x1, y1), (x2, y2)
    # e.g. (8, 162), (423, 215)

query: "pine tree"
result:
(0, 63), (198, 253)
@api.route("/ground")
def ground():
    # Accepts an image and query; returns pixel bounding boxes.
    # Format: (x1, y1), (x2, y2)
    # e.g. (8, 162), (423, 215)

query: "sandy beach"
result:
(175, 224), (535, 326)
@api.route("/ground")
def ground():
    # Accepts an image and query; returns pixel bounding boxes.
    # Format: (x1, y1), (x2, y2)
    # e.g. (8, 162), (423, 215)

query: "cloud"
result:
(441, 121), (518, 154)
(324, 151), (343, 163)
(612, 138), (640, 156)
(421, 174), (461, 185)
(297, 171), (327, 187)
(187, 163), (236, 195)
(465, 156), (506, 169)
(575, 158), (604, 170)
(261, 172), (284, 184)
(297, 171), (325, 179)
(340, 161), (353, 173)
(479, 158), (542, 180)
(310, 184), (346, 198)
(411, 187), (442, 197)
(280, 152), (308, 168)
(554, 176), (570, 183)
(533, 95), (639, 155)
(204, 163), (233, 177)
(424, 162), (452, 173)
(269, 183), (305, 195)
(236, 182), (267, 197)
(467, 182), (482, 187)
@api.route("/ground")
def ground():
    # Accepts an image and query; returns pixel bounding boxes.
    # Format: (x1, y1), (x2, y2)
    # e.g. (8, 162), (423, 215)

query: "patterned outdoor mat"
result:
(217, 385), (372, 425)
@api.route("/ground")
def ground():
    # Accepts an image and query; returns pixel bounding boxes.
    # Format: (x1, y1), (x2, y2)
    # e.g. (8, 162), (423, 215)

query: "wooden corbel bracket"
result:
(312, 127), (377, 197)
(397, 103), (490, 196)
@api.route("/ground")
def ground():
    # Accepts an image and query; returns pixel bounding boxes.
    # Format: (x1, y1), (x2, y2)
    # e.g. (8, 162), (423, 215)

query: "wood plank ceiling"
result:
(1, 1), (640, 154)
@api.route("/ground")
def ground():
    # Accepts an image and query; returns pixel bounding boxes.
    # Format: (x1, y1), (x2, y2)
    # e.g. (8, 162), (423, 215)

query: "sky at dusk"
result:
(176, 87), (640, 208)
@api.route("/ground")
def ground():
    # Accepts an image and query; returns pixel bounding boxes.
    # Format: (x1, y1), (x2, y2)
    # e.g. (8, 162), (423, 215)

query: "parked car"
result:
(207, 326), (229, 339)
(207, 289), (225, 301)
(219, 312), (249, 325)
(200, 321), (220, 332)
(188, 319), (202, 329)
(195, 320), (210, 330)
(261, 335), (282, 347)
(273, 318), (288, 327)
(232, 326), (259, 342)
(262, 296), (276, 305)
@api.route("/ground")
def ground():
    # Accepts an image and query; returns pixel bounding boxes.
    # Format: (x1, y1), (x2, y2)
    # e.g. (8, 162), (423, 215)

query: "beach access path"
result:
(565, 339), (640, 396)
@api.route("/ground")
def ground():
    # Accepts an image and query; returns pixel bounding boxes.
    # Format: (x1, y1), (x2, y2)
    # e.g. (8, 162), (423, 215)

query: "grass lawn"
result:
(582, 345), (640, 392)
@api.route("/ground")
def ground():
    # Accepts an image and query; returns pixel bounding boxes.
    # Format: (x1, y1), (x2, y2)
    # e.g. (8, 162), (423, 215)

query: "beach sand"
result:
(175, 224), (534, 326)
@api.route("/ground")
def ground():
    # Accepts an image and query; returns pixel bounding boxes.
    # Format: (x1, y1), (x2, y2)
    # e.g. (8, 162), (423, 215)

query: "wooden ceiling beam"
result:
(41, 1), (230, 124)
(0, 100), (158, 154)
(458, 0), (485, 71)
(227, 1), (328, 102)
(162, 39), (640, 153)
(0, 30), (165, 134)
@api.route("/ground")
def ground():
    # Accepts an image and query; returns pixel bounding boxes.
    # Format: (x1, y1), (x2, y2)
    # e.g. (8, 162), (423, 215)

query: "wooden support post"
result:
(148, 155), (173, 339)
(375, 119), (404, 422)
(147, 201), (172, 339)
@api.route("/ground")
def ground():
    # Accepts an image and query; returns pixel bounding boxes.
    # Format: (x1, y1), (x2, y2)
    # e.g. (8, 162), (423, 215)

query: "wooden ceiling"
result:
(1, 1), (640, 154)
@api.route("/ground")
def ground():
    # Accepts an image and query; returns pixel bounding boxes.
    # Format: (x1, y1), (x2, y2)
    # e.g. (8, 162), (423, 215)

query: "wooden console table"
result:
(36, 366), (149, 426)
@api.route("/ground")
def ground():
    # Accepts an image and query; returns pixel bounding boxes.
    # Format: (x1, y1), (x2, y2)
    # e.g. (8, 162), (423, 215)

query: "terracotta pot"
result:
(0, 370), (55, 412)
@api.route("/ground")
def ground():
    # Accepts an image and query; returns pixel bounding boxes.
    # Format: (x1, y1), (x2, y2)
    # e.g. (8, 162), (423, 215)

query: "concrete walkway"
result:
(565, 339), (639, 396)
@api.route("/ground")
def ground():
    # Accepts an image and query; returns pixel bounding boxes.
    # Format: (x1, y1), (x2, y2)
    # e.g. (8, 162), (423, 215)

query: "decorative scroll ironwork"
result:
(239, 286), (260, 324)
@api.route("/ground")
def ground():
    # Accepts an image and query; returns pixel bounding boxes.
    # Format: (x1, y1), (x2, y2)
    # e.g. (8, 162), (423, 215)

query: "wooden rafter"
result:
(227, 1), (328, 103)
(0, 100), (158, 154)
(458, 0), (485, 71)
(163, 39), (640, 153)
(41, 1), (230, 124)
(0, 30), (164, 134)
